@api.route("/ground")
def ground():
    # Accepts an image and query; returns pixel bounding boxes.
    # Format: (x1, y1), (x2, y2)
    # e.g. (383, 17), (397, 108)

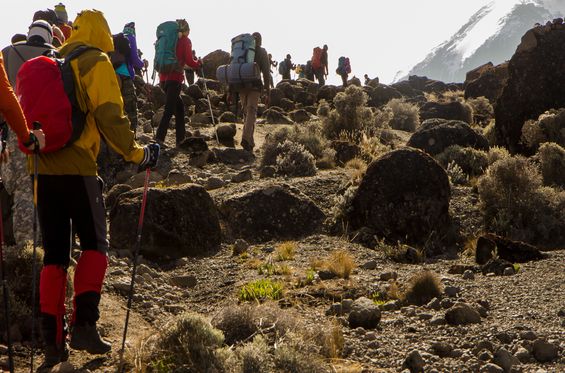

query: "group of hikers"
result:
(0, 4), (378, 370)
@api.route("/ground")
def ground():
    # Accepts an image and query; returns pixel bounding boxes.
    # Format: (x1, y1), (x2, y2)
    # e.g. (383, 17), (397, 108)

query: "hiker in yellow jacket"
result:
(30, 9), (159, 370)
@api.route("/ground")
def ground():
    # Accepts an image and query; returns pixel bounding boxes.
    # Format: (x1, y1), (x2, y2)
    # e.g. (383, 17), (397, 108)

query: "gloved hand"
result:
(23, 129), (46, 152)
(139, 143), (160, 171)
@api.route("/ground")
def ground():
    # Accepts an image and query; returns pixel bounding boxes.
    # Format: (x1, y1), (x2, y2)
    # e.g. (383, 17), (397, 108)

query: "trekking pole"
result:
(0, 176), (15, 373)
(118, 167), (151, 373)
(30, 121), (41, 373)
(199, 68), (219, 144)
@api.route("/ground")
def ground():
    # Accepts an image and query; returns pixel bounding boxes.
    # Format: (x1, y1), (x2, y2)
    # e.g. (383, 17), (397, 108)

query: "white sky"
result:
(2, 0), (512, 84)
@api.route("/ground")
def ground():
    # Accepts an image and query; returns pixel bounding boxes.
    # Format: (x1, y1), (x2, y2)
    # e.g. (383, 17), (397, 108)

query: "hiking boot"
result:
(38, 343), (69, 371)
(70, 324), (112, 354)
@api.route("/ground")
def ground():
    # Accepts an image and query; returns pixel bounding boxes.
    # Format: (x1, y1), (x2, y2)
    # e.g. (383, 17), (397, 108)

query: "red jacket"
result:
(159, 35), (201, 83)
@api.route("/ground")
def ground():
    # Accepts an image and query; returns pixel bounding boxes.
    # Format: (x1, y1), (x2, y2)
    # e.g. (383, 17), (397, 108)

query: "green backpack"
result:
(154, 21), (179, 73)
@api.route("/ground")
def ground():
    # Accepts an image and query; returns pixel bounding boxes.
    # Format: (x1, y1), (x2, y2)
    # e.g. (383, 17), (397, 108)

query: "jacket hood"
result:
(61, 9), (113, 54)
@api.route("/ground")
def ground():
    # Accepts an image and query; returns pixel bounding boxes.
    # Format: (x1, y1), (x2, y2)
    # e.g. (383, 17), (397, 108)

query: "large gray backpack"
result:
(216, 33), (261, 89)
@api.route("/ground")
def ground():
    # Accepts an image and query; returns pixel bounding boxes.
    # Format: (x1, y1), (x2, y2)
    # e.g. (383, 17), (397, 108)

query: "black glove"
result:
(139, 143), (160, 171)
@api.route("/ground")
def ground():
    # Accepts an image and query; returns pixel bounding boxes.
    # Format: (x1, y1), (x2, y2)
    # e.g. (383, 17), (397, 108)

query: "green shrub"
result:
(537, 142), (565, 187)
(435, 145), (489, 176)
(154, 313), (225, 372)
(403, 271), (443, 306)
(239, 279), (284, 302)
(478, 155), (565, 247)
(521, 109), (565, 149)
(467, 96), (494, 126)
(275, 140), (317, 177)
(322, 85), (374, 140)
(387, 98), (420, 132)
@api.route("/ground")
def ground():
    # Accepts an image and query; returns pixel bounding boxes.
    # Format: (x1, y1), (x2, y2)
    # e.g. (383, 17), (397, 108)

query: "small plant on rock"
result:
(387, 98), (420, 132)
(275, 140), (318, 177)
(403, 270), (443, 306)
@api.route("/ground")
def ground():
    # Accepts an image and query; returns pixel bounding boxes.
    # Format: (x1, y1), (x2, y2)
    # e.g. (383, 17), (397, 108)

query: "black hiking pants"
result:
(156, 80), (185, 145)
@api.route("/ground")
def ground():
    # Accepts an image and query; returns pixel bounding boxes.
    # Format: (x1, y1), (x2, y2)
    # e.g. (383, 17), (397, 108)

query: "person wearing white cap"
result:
(0, 20), (56, 248)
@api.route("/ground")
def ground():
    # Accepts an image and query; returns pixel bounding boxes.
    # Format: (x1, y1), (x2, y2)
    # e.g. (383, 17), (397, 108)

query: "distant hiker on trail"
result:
(305, 60), (314, 81)
(1, 20), (55, 247)
(184, 49), (197, 85)
(268, 53), (277, 87)
(311, 44), (328, 85)
(154, 19), (202, 146)
(239, 32), (270, 152)
(336, 56), (351, 87)
(279, 54), (295, 80)
(297, 64), (305, 79)
(14, 10), (159, 369)
(113, 22), (146, 133)
(364, 74), (370, 85)
(54, 3), (72, 40)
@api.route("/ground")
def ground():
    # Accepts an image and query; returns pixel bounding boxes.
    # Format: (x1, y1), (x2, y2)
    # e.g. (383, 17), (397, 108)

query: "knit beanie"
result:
(33, 9), (57, 25)
(28, 20), (54, 45)
(54, 3), (69, 24)
(52, 25), (65, 44)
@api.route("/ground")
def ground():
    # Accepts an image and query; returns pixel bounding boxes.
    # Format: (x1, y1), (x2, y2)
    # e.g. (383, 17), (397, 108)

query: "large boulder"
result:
(475, 233), (545, 264)
(268, 88), (285, 108)
(464, 62), (509, 105)
(317, 85), (338, 102)
(109, 184), (221, 259)
(218, 184), (325, 242)
(263, 108), (293, 124)
(348, 297), (381, 329)
(495, 24), (565, 153)
(391, 81), (422, 98)
(202, 49), (230, 82)
(465, 62), (494, 83)
(346, 148), (450, 245)
(407, 119), (489, 155)
(420, 101), (473, 124)
(366, 84), (402, 108)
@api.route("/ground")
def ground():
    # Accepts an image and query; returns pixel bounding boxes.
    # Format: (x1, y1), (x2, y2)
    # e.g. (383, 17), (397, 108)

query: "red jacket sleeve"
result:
(0, 55), (30, 143)
(179, 37), (200, 70)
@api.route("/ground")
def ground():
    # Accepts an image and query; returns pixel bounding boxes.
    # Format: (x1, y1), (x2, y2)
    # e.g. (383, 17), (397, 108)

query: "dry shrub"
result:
(536, 142), (565, 187)
(213, 304), (258, 345)
(378, 240), (425, 264)
(403, 271), (443, 306)
(359, 133), (392, 162)
(478, 155), (565, 247)
(316, 99), (331, 117)
(373, 105), (393, 129)
(275, 241), (297, 261)
(446, 161), (468, 185)
(467, 96), (494, 126)
(435, 145), (489, 176)
(487, 146), (510, 166)
(483, 120), (497, 146)
(238, 336), (272, 373)
(275, 140), (317, 177)
(387, 98), (420, 132)
(331, 186), (358, 230)
(322, 85), (374, 140)
(152, 313), (225, 372)
(324, 249), (356, 279)
(521, 109), (565, 149)
(345, 158), (367, 185)
(261, 127), (292, 167)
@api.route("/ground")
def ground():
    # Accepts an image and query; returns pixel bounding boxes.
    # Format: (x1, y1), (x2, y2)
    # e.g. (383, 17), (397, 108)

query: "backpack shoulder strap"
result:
(10, 45), (26, 64)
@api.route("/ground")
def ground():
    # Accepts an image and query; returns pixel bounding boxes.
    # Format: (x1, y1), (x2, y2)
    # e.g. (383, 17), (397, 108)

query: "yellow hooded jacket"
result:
(30, 9), (144, 175)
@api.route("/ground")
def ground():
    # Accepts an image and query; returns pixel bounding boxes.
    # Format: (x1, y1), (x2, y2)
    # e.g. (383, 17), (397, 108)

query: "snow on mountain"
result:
(403, 0), (562, 83)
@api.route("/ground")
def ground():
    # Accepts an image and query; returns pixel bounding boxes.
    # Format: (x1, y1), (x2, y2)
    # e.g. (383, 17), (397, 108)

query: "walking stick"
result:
(118, 167), (151, 372)
(199, 67), (219, 144)
(30, 121), (41, 373)
(0, 141), (14, 373)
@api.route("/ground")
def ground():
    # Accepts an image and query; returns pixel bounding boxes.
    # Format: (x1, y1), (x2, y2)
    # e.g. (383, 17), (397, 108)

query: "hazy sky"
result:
(2, 0), (508, 84)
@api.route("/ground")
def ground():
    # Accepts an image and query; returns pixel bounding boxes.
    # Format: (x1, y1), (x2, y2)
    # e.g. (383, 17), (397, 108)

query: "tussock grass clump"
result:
(378, 240), (425, 264)
(467, 96), (494, 126)
(153, 313), (225, 372)
(521, 109), (565, 149)
(478, 155), (565, 247)
(275, 140), (317, 177)
(403, 271), (443, 306)
(213, 304), (258, 345)
(345, 157), (367, 185)
(275, 241), (297, 261)
(387, 98), (420, 132)
(239, 336), (272, 373)
(537, 142), (565, 187)
(322, 85), (374, 140)
(435, 145), (489, 176)
(483, 120), (496, 146)
(487, 146), (510, 166)
(239, 279), (284, 302)
(446, 161), (468, 185)
(324, 249), (356, 279)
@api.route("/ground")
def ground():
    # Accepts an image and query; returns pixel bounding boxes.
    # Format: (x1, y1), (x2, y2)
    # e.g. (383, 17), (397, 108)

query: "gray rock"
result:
(463, 270), (475, 280)
(532, 339), (559, 362)
(519, 330), (537, 341)
(341, 299), (354, 313)
(205, 177), (225, 190)
(429, 315), (446, 326)
(232, 239), (249, 255)
(380, 300), (400, 312)
(216, 123), (237, 141)
(444, 285), (461, 297)
(289, 109), (311, 123)
(426, 297), (441, 311)
(418, 313), (433, 321)
(361, 260), (377, 270)
(169, 275), (197, 288)
(379, 271), (398, 281)
(495, 332), (515, 344)
(231, 169), (253, 183)
(440, 298), (454, 309)
(475, 340), (496, 354)
(431, 341), (454, 358)
(348, 297), (381, 329)
(475, 303), (488, 318)
(514, 347), (530, 363)
(260, 166), (276, 178)
(493, 347), (520, 372)
(445, 302), (481, 325)
(326, 303), (343, 316)
(402, 350), (425, 373)
(480, 363), (504, 373)
(503, 267), (515, 276)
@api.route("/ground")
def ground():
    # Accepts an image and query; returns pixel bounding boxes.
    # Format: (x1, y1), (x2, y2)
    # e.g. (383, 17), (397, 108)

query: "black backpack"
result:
(109, 33), (131, 69)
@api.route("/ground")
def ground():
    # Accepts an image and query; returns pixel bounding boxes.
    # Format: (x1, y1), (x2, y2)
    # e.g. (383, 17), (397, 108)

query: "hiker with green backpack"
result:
(336, 56), (351, 87)
(279, 54), (295, 81)
(154, 19), (202, 146)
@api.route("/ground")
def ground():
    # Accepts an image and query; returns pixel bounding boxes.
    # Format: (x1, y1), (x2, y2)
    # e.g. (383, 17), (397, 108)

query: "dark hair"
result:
(33, 9), (57, 25)
(11, 34), (27, 44)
